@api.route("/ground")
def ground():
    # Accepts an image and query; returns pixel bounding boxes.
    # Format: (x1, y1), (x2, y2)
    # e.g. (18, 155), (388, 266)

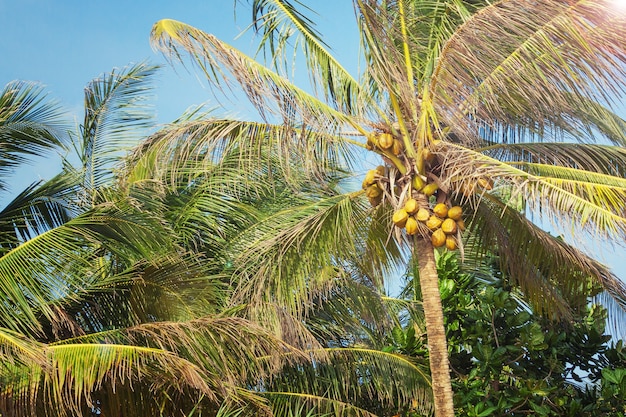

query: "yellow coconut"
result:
(422, 148), (436, 164)
(421, 182), (439, 197)
(447, 206), (463, 221)
(392, 139), (404, 156)
(426, 215), (443, 230)
(416, 208), (430, 222)
(445, 235), (458, 250)
(441, 218), (458, 235)
(431, 228), (446, 247)
(433, 203), (448, 218)
(363, 170), (376, 187)
(365, 184), (382, 198)
(405, 217), (419, 235)
(378, 133), (394, 150)
(392, 209), (409, 228)
(375, 165), (386, 177)
(404, 198), (419, 215)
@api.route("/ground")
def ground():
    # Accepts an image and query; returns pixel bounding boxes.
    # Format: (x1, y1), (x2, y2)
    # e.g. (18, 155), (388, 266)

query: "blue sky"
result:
(1, 0), (625, 282)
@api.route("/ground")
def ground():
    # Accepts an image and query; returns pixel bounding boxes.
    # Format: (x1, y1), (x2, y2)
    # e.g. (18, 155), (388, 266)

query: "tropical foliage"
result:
(148, 0), (626, 416)
(390, 252), (626, 416)
(0, 64), (432, 416)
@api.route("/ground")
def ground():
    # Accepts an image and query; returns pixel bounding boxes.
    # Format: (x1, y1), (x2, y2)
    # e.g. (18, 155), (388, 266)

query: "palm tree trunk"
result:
(415, 237), (455, 417)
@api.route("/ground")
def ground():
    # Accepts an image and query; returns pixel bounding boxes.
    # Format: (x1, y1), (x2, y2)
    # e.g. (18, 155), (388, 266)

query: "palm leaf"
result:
(79, 62), (158, 193)
(247, 0), (363, 115)
(0, 81), (67, 192)
(151, 19), (363, 134)
(0, 171), (78, 253)
(265, 347), (432, 416)
(465, 194), (626, 320)
(434, 0), (626, 141)
(0, 206), (173, 336)
(228, 189), (368, 317)
(124, 118), (358, 201)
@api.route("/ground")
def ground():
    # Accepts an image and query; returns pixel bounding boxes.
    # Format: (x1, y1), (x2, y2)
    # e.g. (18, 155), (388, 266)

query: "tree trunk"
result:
(415, 237), (455, 417)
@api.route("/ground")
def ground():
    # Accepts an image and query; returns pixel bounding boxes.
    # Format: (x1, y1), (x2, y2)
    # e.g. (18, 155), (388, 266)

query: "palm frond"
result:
(0, 81), (67, 192)
(151, 19), (363, 134)
(465, 194), (626, 321)
(265, 347), (432, 416)
(440, 142), (626, 240)
(228, 189), (369, 317)
(0, 205), (173, 336)
(247, 0), (364, 116)
(80, 62), (158, 193)
(434, 0), (626, 140)
(123, 118), (356, 196)
(45, 343), (211, 413)
(0, 171), (78, 253)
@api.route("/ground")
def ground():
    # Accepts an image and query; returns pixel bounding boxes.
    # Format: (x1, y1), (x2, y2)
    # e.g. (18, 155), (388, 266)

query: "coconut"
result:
(363, 170), (376, 187)
(365, 184), (382, 198)
(379, 133), (394, 150)
(392, 139), (404, 156)
(441, 218), (458, 234)
(421, 182), (439, 197)
(426, 215), (443, 230)
(366, 133), (378, 150)
(445, 235), (457, 250)
(447, 206), (463, 221)
(392, 208), (409, 228)
(416, 208), (430, 222)
(478, 177), (494, 190)
(404, 198), (419, 215)
(431, 228), (446, 247)
(405, 217), (419, 235)
(456, 218), (466, 231)
(433, 203), (448, 218)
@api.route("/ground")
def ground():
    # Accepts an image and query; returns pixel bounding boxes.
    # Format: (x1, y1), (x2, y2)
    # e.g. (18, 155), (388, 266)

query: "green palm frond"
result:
(465, 194), (625, 320)
(151, 20), (363, 134)
(440, 142), (626, 240)
(46, 343), (211, 414)
(265, 391), (377, 417)
(228, 189), (368, 317)
(0, 171), (78, 252)
(0, 205), (173, 336)
(266, 347), (432, 416)
(0, 327), (45, 366)
(79, 62), (158, 193)
(0, 81), (67, 192)
(124, 118), (356, 189)
(481, 143), (626, 177)
(434, 0), (626, 140)
(63, 316), (308, 391)
(247, 0), (363, 115)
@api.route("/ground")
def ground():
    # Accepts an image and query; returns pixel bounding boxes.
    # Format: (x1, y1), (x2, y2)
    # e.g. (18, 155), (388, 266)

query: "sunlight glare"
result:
(611, 0), (626, 9)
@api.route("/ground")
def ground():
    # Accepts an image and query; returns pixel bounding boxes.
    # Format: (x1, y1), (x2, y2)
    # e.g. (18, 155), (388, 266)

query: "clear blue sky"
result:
(1, 0), (625, 283)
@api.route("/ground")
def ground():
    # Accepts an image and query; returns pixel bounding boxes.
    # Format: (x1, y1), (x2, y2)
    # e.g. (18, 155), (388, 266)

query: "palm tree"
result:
(1, 65), (432, 416)
(149, 1), (626, 416)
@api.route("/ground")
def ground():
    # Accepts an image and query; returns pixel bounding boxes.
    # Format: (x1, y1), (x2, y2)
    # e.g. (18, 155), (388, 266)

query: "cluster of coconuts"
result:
(361, 165), (386, 207)
(392, 199), (465, 250)
(366, 132), (404, 156)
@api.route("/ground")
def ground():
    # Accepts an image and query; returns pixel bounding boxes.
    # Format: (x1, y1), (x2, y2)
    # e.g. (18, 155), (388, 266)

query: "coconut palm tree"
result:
(149, 1), (626, 415)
